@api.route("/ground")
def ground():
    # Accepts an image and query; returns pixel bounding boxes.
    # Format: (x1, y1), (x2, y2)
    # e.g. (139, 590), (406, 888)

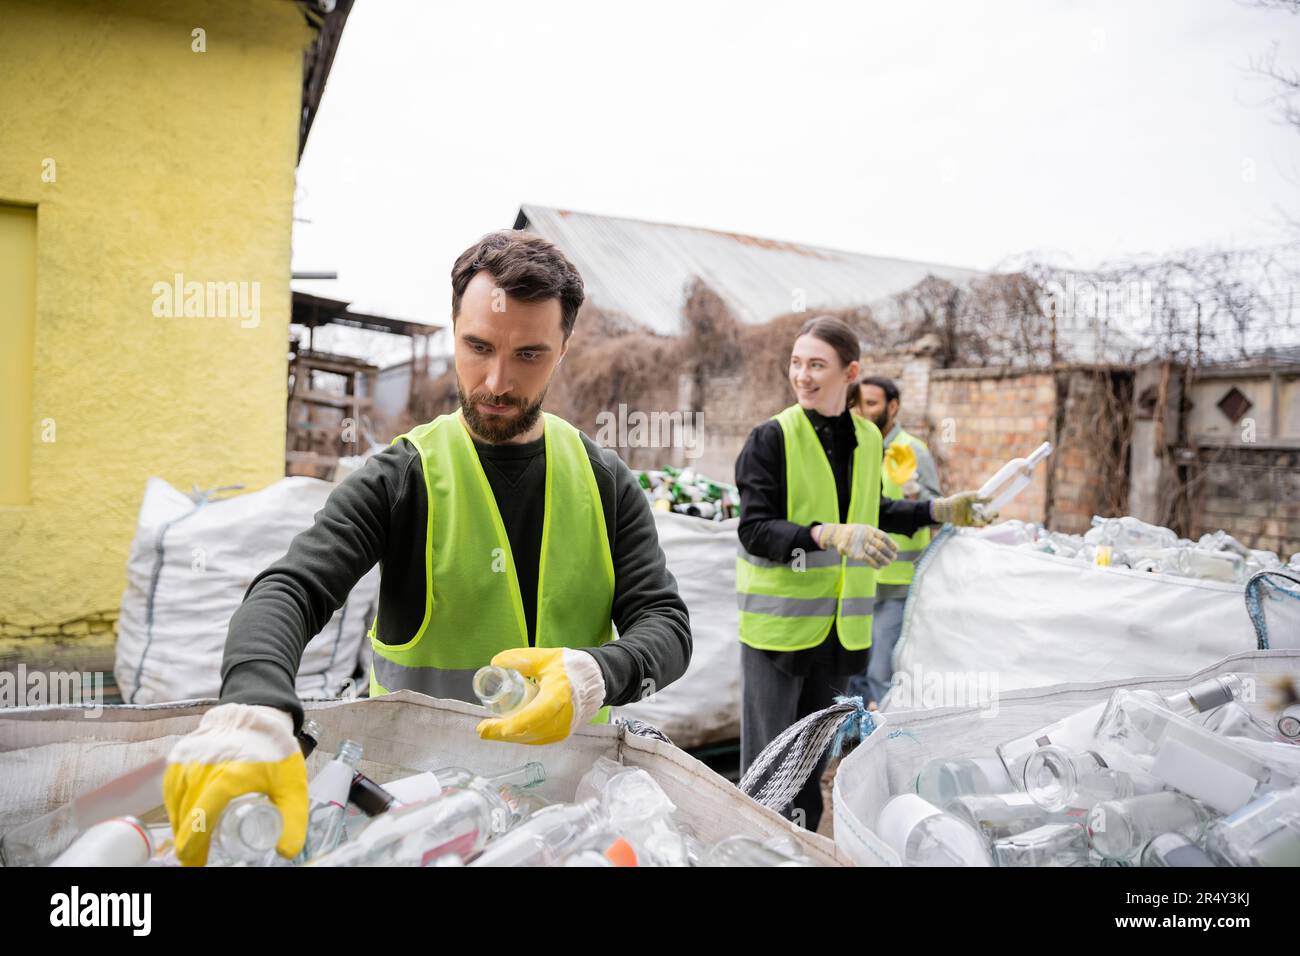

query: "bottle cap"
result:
(1187, 677), (1236, 712)
(603, 837), (638, 867)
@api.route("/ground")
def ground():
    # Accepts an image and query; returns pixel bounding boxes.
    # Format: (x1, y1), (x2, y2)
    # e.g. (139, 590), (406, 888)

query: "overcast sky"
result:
(291, 0), (1300, 339)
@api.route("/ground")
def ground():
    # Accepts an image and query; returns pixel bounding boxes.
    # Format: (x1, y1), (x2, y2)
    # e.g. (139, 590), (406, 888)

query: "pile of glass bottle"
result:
(636, 466), (739, 521)
(876, 673), (1300, 866)
(117, 744), (814, 868)
(975, 514), (1298, 584)
(53, 668), (814, 868)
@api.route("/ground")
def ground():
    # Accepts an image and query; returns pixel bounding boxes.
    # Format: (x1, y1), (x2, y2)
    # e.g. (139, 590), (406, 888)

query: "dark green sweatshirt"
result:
(219, 426), (694, 732)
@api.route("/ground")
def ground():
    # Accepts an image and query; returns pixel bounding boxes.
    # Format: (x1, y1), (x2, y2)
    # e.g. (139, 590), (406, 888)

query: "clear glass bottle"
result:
(877, 794), (992, 866)
(1199, 701), (1282, 743)
(473, 666), (539, 716)
(298, 718), (323, 758)
(1023, 746), (1164, 812)
(50, 816), (153, 867)
(212, 794), (282, 865)
(1140, 832), (1217, 867)
(1277, 703), (1300, 740)
(1091, 686), (1286, 813)
(301, 739), (364, 860)
(1087, 792), (1215, 861)
(468, 799), (606, 867)
(598, 767), (690, 867)
(996, 701), (1110, 788)
(1182, 548), (1245, 583)
(1085, 515), (1177, 551)
(433, 761), (546, 795)
(704, 835), (813, 867)
(992, 823), (1089, 867)
(309, 784), (518, 866)
(914, 757), (1013, 806)
(1203, 787), (1300, 867)
(944, 792), (1077, 843)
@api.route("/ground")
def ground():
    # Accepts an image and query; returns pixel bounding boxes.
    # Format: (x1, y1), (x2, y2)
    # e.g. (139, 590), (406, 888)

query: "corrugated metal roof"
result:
(515, 205), (979, 335)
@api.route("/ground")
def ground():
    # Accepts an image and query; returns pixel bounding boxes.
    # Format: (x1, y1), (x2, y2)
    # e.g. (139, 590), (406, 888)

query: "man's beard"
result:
(458, 379), (547, 443)
(871, 409), (889, 433)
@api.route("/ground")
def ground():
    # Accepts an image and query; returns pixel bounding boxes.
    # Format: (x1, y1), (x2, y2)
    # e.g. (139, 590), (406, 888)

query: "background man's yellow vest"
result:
(878, 427), (932, 587)
(735, 405), (882, 651)
(369, 411), (614, 721)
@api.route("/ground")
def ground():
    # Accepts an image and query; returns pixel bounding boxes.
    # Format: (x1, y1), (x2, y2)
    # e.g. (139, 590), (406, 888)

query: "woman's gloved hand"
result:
(930, 491), (997, 527)
(476, 647), (607, 746)
(164, 703), (309, 867)
(813, 523), (899, 569)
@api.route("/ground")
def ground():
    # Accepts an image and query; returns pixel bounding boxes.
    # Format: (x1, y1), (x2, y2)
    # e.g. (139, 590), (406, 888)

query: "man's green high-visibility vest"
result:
(368, 410), (614, 722)
(878, 427), (932, 588)
(735, 404), (882, 652)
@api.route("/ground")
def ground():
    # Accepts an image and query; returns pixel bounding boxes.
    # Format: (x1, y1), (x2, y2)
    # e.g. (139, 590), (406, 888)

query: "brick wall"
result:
(859, 351), (935, 443)
(925, 369), (1057, 523)
(924, 366), (1132, 533)
(1197, 446), (1300, 558)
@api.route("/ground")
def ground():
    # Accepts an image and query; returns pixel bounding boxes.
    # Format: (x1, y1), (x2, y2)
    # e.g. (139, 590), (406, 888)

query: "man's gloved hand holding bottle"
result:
(163, 703), (309, 867)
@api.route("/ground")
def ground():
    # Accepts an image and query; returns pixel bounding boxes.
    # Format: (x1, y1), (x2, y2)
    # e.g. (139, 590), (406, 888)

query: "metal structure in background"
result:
(297, 0), (355, 159)
(287, 292), (438, 478)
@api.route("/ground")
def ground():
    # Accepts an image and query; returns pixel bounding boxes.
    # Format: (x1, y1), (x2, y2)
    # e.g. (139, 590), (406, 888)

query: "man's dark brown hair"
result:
(451, 231), (585, 339)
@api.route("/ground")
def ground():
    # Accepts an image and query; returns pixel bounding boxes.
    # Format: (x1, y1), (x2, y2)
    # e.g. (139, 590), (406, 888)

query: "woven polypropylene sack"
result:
(615, 512), (741, 747)
(832, 649), (1300, 867)
(0, 692), (839, 867)
(890, 528), (1300, 702)
(114, 476), (380, 705)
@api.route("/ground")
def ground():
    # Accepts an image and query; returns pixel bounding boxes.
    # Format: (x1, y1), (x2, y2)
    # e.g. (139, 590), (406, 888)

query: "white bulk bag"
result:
(615, 512), (741, 747)
(891, 528), (1300, 701)
(832, 649), (1300, 866)
(0, 692), (838, 866)
(114, 477), (380, 705)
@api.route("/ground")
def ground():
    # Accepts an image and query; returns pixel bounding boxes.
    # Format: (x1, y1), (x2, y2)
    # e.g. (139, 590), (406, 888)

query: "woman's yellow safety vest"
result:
(878, 428), (932, 588)
(368, 411), (614, 722)
(735, 404), (882, 652)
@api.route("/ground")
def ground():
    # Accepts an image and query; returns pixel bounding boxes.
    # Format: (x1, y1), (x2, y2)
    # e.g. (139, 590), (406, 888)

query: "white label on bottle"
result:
(1000, 793), (1038, 808)
(1151, 738), (1257, 815)
(876, 795), (942, 854)
(382, 772), (443, 806)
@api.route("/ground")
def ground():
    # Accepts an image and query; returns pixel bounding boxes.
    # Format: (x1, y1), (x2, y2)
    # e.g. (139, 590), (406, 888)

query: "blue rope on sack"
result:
(738, 697), (880, 812)
(829, 695), (881, 758)
(1245, 568), (1300, 651)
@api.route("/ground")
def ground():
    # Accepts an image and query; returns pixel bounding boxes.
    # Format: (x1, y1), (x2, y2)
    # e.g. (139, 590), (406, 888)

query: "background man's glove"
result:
(884, 444), (918, 486)
(164, 703), (308, 867)
(477, 647), (606, 746)
(815, 523), (899, 569)
(930, 491), (997, 527)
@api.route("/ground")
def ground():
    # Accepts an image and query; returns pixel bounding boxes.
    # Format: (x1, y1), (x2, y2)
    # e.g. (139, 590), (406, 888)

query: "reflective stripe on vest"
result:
(368, 411), (614, 722)
(878, 427), (932, 587)
(735, 404), (881, 652)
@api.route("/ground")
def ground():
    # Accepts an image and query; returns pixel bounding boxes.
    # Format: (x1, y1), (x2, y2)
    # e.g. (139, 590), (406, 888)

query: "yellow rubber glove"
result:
(477, 647), (607, 746)
(164, 703), (309, 867)
(815, 523), (899, 569)
(930, 491), (997, 527)
(884, 444), (918, 487)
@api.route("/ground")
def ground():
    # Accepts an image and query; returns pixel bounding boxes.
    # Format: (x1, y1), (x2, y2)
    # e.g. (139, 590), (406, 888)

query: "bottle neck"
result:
(486, 762), (546, 790)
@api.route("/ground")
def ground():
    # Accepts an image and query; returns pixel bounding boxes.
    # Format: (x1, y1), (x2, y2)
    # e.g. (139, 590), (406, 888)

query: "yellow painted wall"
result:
(0, 0), (313, 628)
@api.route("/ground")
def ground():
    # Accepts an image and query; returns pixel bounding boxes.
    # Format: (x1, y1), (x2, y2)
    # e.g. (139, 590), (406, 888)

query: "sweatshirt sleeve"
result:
(219, 444), (411, 732)
(735, 420), (820, 562)
(578, 446), (694, 707)
(878, 497), (935, 537)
